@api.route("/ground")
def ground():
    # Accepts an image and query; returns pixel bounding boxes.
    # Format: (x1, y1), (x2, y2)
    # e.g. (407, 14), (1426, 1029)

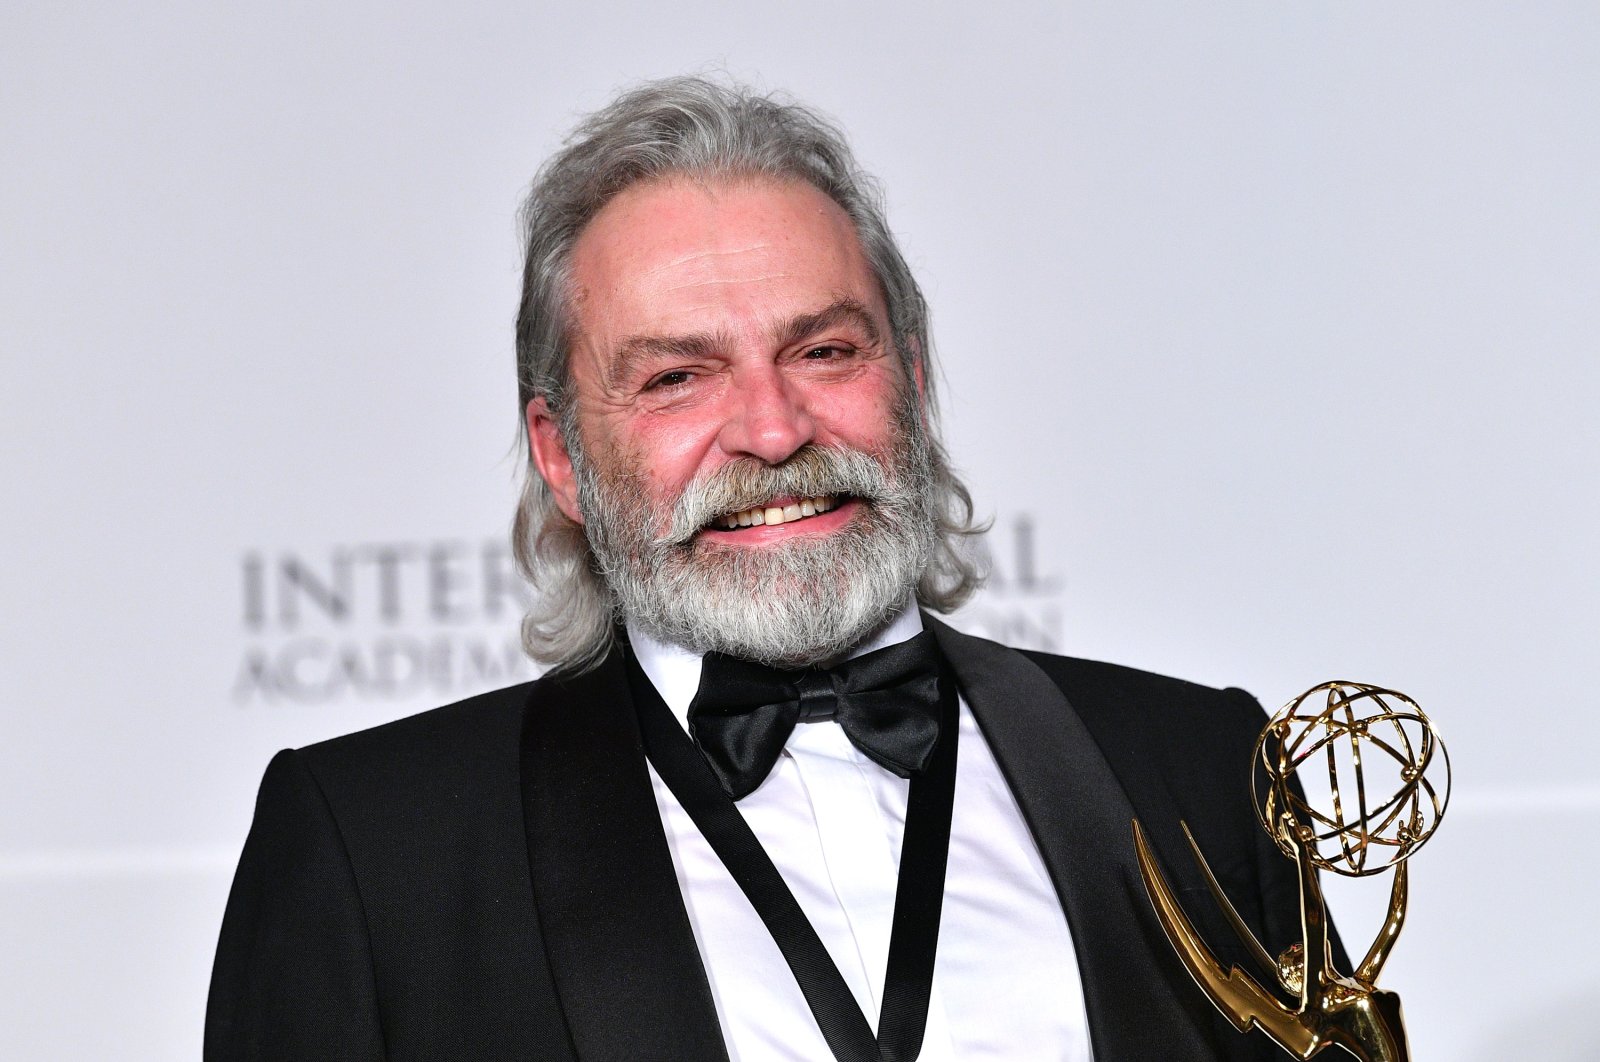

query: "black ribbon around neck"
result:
(628, 643), (960, 1062)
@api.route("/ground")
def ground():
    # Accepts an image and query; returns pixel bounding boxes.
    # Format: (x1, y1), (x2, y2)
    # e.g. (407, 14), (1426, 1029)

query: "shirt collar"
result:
(626, 598), (926, 733)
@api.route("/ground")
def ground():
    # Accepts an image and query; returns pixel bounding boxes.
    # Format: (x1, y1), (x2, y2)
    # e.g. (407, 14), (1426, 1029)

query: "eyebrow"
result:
(606, 297), (885, 390)
(775, 297), (884, 351)
(605, 332), (723, 390)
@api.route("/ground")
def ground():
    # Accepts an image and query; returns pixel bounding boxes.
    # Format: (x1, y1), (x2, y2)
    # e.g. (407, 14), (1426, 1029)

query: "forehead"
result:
(566, 174), (882, 346)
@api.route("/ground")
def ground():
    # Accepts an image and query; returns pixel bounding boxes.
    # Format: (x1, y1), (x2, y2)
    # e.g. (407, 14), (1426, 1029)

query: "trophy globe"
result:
(1254, 681), (1451, 878)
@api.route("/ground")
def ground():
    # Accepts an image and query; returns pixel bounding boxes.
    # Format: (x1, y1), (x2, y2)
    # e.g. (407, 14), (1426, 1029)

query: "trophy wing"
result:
(1132, 819), (1321, 1059)
(1179, 820), (1280, 980)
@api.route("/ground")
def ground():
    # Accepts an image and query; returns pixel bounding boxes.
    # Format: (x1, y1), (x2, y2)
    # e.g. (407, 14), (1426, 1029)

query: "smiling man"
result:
(207, 78), (1335, 1062)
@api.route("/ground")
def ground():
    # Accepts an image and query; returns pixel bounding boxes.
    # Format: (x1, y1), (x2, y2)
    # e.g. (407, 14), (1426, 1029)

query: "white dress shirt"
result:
(629, 607), (1094, 1061)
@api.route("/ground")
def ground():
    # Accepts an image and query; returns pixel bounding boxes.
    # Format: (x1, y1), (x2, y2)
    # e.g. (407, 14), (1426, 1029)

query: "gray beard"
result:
(573, 412), (938, 668)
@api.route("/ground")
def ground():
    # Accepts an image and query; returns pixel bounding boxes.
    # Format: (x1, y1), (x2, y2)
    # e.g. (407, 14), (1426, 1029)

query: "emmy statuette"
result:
(1133, 681), (1450, 1062)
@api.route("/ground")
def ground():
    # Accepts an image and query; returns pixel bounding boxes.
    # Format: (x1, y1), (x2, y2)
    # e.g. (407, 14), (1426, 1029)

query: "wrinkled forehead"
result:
(563, 175), (885, 366)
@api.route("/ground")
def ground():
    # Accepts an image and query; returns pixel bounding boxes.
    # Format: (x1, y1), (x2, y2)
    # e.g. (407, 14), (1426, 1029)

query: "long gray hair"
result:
(513, 76), (985, 672)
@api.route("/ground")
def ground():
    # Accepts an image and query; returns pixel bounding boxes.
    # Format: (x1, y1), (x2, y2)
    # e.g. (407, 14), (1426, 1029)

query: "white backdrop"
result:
(4, 2), (1596, 1058)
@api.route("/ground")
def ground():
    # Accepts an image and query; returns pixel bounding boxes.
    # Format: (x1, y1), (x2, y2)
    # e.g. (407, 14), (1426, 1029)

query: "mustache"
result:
(659, 446), (897, 545)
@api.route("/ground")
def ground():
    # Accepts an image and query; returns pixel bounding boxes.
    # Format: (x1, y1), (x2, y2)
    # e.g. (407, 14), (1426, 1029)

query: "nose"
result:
(716, 362), (816, 464)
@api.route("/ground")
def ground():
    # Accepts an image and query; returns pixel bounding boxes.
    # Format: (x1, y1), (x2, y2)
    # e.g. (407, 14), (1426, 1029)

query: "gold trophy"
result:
(1132, 681), (1450, 1061)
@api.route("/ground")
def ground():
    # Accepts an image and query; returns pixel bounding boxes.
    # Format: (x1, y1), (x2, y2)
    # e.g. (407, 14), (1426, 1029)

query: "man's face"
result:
(528, 175), (936, 665)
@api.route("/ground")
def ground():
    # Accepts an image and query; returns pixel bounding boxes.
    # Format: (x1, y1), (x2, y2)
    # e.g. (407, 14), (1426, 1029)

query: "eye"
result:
(645, 369), (696, 391)
(801, 344), (855, 361)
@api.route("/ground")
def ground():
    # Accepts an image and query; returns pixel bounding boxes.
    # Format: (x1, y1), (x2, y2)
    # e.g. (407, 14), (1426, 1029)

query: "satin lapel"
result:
(927, 618), (1225, 1062)
(520, 648), (730, 1062)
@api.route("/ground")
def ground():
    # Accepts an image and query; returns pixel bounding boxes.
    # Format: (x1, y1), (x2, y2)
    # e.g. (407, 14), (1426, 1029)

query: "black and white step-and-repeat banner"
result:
(5, 4), (1596, 1058)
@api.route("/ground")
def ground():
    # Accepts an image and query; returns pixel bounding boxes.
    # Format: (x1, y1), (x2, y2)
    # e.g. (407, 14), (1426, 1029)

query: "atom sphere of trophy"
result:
(1255, 682), (1451, 879)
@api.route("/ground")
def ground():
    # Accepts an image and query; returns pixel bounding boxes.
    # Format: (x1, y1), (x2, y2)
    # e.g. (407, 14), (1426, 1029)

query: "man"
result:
(207, 78), (1332, 1061)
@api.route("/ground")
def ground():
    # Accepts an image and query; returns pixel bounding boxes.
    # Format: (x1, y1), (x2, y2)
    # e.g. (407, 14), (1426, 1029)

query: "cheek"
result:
(811, 374), (908, 451)
(609, 415), (721, 498)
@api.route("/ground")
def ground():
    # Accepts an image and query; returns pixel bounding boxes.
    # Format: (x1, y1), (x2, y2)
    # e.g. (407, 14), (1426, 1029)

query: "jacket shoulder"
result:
(298, 679), (540, 768)
(283, 681), (542, 878)
(1017, 649), (1250, 709)
(1016, 649), (1269, 753)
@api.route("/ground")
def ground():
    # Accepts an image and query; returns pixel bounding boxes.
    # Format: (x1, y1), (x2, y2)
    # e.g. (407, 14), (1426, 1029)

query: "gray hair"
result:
(512, 75), (985, 671)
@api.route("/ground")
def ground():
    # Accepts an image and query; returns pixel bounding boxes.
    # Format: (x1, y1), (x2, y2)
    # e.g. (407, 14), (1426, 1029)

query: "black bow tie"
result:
(686, 631), (944, 800)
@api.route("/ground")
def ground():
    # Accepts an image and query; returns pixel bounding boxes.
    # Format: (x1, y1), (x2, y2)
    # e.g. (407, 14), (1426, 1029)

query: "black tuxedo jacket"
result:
(206, 618), (1336, 1061)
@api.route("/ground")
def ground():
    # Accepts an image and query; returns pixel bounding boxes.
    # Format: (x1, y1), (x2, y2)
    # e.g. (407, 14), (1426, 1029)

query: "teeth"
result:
(716, 496), (841, 530)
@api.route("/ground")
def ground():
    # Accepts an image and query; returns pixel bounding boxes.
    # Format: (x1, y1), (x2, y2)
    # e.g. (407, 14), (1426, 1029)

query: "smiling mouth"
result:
(709, 494), (842, 531)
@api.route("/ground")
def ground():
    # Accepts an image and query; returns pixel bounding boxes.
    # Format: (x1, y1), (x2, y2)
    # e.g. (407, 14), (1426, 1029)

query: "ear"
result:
(526, 397), (584, 525)
(906, 340), (931, 429)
